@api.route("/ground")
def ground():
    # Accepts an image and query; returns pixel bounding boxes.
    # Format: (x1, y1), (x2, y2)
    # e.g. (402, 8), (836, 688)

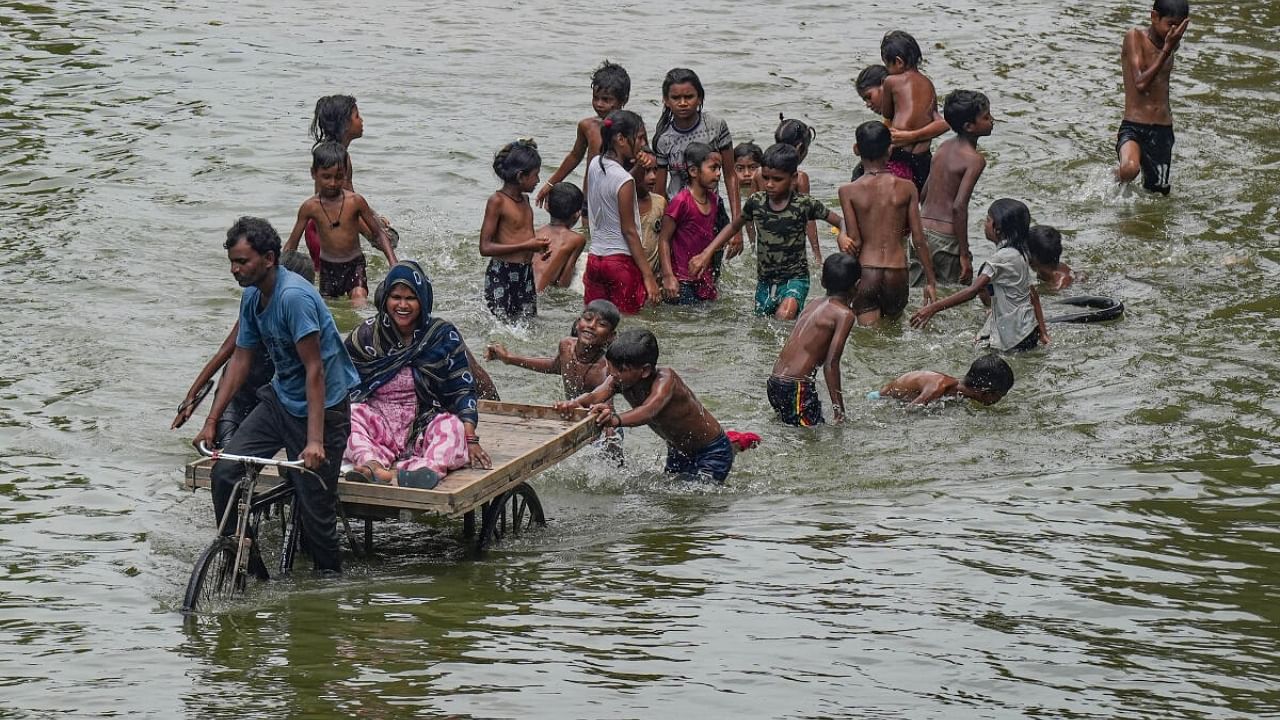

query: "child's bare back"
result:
(772, 297), (855, 381)
(532, 223), (586, 291)
(883, 71), (938, 154)
(617, 367), (722, 456)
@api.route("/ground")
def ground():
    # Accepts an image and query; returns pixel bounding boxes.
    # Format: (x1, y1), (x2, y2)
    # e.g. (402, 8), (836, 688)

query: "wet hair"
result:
(591, 60), (631, 104)
(881, 30), (923, 68)
(547, 182), (584, 223)
(681, 142), (716, 185)
(493, 139), (541, 183)
(855, 64), (889, 92)
(821, 253), (862, 294)
(987, 198), (1032, 260)
(760, 143), (800, 175)
(963, 355), (1015, 397)
(583, 299), (621, 332)
(1153, 0), (1189, 19)
(311, 140), (348, 172)
(1028, 225), (1063, 267)
(653, 68), (706, 152)
(855, 121), (892, 161)
(310, 95), (358, 145)
(279, 250), (315, 283)
(943, 90), (990, 134)
(224, 216), (281, 264)
(734, 142), (763, 164)
(606, 328), (659, 368)
(597, 109), (644, 172)
(775, 115), (817, 162)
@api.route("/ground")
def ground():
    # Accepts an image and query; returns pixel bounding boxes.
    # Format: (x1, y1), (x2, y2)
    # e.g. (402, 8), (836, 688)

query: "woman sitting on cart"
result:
(343, 260), (493, 488)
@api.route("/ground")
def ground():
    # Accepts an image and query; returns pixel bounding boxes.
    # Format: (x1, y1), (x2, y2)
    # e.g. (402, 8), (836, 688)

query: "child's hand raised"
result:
(485, 344), (507, 363)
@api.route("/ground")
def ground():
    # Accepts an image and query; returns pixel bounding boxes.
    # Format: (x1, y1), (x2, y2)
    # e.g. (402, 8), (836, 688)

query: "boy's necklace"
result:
(499, 188), (526, 204)
(319, 191), (345, 228)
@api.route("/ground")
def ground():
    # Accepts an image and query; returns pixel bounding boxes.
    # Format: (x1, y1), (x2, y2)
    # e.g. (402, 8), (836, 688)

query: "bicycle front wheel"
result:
(182, 536), (241, 613)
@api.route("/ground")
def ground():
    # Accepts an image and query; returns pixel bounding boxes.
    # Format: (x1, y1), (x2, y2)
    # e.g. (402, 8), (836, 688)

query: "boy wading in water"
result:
(768, 254), (862, 426)
(916, 90), (993, 287)
(1115, 0), (1190, 195)
(838, 121), (937, 326)
(556, 328), (734, 483)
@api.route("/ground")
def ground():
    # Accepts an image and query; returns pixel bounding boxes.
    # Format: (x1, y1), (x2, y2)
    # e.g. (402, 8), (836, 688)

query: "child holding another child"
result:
(532, 182), (587, 292)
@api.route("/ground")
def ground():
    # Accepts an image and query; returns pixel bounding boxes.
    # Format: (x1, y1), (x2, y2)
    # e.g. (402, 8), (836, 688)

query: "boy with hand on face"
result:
(1114, 0), (1190, 194)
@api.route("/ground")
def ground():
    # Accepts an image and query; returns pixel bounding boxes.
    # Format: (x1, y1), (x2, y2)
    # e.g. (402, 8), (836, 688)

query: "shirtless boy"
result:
(767, 254), (861, 426)
(878, 31), (950, 192)
(1115, 0), (1190, 194)
(535, 60), (630, 207)
(870, 354), (1014, 406)
(838, 121), (937, 326)
(284, 141), (397, 304)
(487, 300), (620, 399)
(556, 328), (734, 482)
(916, 90), (994, 286)
(532, 183), (587, 291)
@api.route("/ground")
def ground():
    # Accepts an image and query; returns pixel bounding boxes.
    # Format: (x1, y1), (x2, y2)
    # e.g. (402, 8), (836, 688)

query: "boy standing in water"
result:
(916, 90), (994, 286)
(767, 254), (861, 426)
(535, 61), (631, 207)
(1115, 0), (1190, 194)
(838, 122), (937, 326)
(284, 142), (398, 304)
(556, 328), (734, 483)
(879, 31), (948, 192)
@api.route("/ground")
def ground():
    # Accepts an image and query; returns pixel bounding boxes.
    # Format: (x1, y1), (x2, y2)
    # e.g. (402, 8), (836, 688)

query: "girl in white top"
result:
(910, 198), (1049, 352)
(583, 110), (661, 314)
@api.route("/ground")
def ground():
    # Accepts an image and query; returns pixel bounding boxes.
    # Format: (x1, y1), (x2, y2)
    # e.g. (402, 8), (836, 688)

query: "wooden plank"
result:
(182, 401), (599, 517)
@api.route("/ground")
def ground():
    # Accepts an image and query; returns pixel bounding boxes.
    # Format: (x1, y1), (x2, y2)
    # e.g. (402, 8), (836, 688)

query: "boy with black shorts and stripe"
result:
(1115, 0), (1190, 195)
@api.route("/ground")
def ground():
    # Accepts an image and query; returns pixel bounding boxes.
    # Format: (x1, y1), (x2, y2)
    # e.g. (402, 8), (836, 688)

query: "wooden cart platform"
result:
(184, 401), (597, 519)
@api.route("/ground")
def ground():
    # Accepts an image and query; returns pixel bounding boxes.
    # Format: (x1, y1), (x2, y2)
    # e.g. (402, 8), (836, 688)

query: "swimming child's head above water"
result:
(591, 60), (631, 115)
(881, 30), (923, 72)
(493, 139), (542, 190)
(1028, 225), (1063, 268)
(943, 90), (993, 137)
(962, 354), (1015, 405)
(854, 120), (892, 161)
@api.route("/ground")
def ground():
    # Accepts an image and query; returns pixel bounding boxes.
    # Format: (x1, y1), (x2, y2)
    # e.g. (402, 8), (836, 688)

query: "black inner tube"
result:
(1047, 295), (1124, 324)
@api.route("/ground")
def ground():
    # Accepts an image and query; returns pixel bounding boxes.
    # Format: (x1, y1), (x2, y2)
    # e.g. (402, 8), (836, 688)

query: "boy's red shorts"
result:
(583, 253), (647, 314)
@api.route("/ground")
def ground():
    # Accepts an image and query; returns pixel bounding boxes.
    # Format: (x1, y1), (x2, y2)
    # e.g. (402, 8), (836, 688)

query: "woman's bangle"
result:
(466, 435), (480, 445)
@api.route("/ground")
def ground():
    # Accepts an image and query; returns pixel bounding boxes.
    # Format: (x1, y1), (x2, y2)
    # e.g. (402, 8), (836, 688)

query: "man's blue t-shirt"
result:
(236, 266), (358, 417)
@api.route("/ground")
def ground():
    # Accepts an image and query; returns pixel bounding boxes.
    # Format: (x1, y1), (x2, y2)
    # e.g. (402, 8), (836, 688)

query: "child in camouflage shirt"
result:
(700, 143), (850, 320)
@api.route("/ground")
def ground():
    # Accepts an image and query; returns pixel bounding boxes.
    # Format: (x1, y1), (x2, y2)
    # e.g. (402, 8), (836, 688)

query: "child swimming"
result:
(536, 60), (631, 207)
(532, 182), (587, 292)
(657, 142), (722, 304)
(480, 139), (552, 322)
(871, 354), (1014, 406)
(1114, 0), (1191, 194)
(767, 254), (862, 426)
(916, 90), (994, 286)
(838, 121), (938, 325)
(1027, 225), (1082, 291)
(911, 199), (1050, 352)
(701, 144), (849, 320)
(282, 141), (397, 305)
(556, 328), (735, 483)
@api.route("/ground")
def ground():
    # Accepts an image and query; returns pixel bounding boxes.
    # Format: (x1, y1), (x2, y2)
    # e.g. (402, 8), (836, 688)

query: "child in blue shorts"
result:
(695, 144), (849, 320)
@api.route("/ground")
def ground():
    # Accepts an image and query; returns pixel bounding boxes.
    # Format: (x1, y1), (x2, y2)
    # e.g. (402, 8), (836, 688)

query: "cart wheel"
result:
(182, 536), (241, 613)
(476, 483), (545, 554)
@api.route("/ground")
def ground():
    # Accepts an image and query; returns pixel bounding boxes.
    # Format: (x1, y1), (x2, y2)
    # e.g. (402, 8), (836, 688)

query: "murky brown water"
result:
(1, 0), (1278, 716)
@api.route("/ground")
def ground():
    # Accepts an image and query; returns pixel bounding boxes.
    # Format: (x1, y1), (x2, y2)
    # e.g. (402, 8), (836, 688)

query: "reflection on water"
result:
(0, 0), (1277, 716)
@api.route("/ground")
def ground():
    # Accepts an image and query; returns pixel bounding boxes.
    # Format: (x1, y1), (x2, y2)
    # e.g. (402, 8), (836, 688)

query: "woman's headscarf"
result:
(345, 260), (479, 435)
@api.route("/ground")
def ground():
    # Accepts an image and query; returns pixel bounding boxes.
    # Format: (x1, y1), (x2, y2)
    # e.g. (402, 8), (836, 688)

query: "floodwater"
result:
(1, 0), (1277, 716)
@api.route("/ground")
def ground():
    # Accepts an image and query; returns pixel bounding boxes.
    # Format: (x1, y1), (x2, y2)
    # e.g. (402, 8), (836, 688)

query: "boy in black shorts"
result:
(1115, 0), (1190, 194)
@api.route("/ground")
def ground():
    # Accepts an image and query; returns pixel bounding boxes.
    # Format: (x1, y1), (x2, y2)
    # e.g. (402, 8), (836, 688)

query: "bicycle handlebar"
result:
(197, 442), (322, 479)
